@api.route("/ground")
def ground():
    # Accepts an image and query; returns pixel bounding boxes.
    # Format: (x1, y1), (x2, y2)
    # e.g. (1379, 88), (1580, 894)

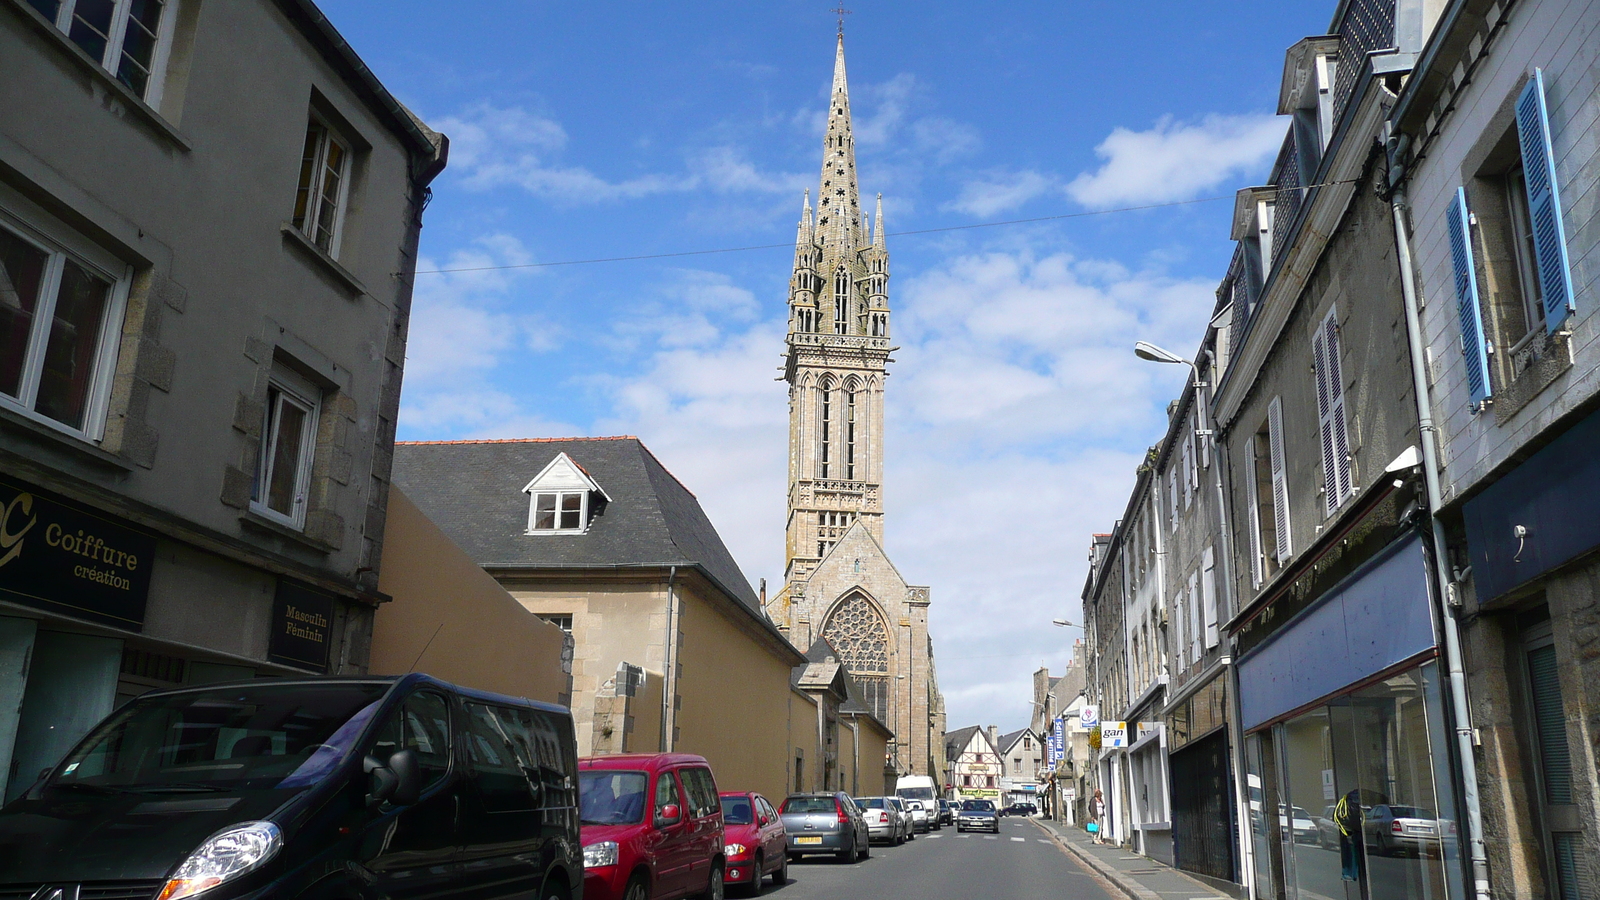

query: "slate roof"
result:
(997, 728), (1030, 754)
(391, 437), (762, 613)
(944, 725), (982, 761)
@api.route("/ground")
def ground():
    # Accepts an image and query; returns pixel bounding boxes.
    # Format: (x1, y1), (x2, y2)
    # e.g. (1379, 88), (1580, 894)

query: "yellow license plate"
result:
(794, 836), (822, 845)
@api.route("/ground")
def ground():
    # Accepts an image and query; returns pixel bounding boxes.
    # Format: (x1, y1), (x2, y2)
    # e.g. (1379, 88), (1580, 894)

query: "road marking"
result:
(926, 834), (941, 839)
(984, 835), (998, 840)
(956, 834), (971, 839)
(1011, 837), (1026, 842)
(1038, 839), (1053, 843)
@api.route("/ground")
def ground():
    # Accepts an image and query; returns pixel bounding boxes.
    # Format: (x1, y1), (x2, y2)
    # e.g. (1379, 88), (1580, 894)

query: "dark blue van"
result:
(0, 674), (581, 900)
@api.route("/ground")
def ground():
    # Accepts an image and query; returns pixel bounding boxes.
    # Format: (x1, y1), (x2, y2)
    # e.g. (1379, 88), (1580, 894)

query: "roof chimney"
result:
(987, 725), (999, 752)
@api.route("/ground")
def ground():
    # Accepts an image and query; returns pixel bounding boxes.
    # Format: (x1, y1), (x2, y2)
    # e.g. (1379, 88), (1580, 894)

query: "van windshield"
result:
(51, 682), (388, 793)
(580, 771), (647, 825)
(896, 786), (935, 801)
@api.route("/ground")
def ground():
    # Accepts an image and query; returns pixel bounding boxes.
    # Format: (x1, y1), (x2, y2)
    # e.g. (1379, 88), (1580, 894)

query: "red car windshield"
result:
(580, 770), (648, 825)
(719, 796), (754, 824)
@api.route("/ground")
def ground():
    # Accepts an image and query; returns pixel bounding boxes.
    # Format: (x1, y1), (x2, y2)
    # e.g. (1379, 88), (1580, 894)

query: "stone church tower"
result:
(765, 31), (944, 781)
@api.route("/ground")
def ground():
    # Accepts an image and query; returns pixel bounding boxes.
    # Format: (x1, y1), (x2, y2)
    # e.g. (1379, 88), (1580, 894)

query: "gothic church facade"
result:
(764, 32), (946, 781)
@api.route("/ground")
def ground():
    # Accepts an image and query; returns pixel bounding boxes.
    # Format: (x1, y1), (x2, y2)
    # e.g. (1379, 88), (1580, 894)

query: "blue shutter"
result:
(1515, 69), (1577, 332)
(1447, 188), (1492, 408)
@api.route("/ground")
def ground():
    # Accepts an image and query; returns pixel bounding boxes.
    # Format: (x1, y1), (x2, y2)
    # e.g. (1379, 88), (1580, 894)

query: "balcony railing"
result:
(1330, 0), (1397, 126)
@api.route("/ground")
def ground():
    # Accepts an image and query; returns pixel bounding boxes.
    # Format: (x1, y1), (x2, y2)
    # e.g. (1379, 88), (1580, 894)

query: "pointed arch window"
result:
(819, 378), (832, 479)
(845, 387), (857, 481)
(834, 267), (849, 334)
(821, 593), (891, 723)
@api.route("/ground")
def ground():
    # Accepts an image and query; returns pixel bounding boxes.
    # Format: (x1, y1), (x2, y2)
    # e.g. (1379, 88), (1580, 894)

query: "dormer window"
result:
(531, 491), (585, 531)
(522, 452), (610, 535)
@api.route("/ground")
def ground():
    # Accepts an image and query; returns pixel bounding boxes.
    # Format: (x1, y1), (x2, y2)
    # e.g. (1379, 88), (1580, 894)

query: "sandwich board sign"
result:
(1100, 721), (1128, 748)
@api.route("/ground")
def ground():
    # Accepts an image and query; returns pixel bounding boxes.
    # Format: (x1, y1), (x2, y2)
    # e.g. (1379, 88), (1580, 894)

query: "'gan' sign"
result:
(0, 476), (156, 628)
(269, 578), (336, 671)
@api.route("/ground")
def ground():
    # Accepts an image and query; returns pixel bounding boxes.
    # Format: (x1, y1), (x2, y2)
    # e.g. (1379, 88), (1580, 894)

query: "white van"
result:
(895, 775), (941, 831)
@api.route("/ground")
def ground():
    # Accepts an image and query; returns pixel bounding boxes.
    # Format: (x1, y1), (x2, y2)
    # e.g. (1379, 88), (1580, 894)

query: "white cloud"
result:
(578, 247), (1216, 732)
(1066, 113), (1285, 208)
(400, 235), (566, 434)
(947, 169), (1058, 217)
(437, 103), (802, 204)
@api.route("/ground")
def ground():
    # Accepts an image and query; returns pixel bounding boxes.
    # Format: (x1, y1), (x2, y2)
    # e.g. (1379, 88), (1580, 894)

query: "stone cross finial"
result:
(833, 3), (851, 35)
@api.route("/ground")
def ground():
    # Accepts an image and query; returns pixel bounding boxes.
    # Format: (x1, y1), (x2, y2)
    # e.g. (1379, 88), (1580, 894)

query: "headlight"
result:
(583, 841), (619, 868)
(724, 843), (748, 857)
(157, 822), (282, 900)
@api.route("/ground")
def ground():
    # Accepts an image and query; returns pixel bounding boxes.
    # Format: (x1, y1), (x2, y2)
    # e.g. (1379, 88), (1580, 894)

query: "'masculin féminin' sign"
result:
(269, 578), (336, 670)
(0, 476), (156, 628)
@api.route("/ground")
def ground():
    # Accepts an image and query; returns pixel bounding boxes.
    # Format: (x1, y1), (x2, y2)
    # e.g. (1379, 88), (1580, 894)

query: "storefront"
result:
(0, 474), (364, 801)
(1166, 670), (1238, 883)
(1232, 482), (1463, 900)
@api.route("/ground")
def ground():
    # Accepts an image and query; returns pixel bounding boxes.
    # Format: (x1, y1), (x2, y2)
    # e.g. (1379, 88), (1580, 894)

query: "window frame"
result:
(0, 201), (132, 444)
(526, 490), (589, 534)
(1502, 164), (1546, 349)
(250, 365), (322, 530)
(291, 120), (354, 259)
(31, 0), (181, 106)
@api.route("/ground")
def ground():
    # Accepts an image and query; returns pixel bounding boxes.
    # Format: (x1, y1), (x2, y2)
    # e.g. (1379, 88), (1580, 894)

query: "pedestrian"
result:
(1088, 789), (1106, 843)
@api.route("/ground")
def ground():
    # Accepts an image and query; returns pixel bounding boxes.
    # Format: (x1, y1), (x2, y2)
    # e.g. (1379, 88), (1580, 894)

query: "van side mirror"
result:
(364, 748), (421, 808)
(656, 803), (681, 826)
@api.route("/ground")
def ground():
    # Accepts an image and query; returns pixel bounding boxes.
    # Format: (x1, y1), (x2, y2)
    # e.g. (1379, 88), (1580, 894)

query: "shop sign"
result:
(0, 476), (156, 628)
(269, 578), (336, 671)
(1100, 721), (1128, 748)
(1080, 705), (1099, 728)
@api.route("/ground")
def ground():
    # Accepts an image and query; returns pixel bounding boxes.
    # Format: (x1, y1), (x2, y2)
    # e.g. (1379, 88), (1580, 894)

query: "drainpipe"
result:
(1388, 165), (1492, 900)
(660, 565), (678, 752)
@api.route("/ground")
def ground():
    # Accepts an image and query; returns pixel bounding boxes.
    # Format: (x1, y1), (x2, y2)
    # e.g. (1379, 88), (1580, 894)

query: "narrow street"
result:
(775, 820), (1116, 900)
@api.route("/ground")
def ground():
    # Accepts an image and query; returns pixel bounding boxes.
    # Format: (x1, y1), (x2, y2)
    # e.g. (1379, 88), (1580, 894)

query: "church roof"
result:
(392, 437), (762, 615)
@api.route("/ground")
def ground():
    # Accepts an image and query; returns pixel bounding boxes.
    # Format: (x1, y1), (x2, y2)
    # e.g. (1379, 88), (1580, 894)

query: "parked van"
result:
(894, 775), (940, 830)
(578, 753), (725, 900)
(0, 674), (581, 900)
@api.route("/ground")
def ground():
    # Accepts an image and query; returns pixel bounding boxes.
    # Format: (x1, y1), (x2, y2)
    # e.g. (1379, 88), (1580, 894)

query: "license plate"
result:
(794, 836), (822, 845)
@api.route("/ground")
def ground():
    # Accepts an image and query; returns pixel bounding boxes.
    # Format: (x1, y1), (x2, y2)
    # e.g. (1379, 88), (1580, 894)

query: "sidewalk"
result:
(1033, 818), (1245, 900)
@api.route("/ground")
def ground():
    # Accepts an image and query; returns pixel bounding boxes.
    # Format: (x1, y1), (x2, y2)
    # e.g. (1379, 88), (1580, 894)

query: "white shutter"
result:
(1197, 409), (1210, 469)
(1312, 307), (1352, 516)
(1185, 428), (1198, 500)
(1188, 571), (1201, 664)
(1268, 395), (1291, 562)
(1181, 438), (1193, 508)
(1202, 545), (1219, 648)
(1173, 584), (1186, 669)
(1245, 438), (1264, 586)
(1169, 469), (1179, 529)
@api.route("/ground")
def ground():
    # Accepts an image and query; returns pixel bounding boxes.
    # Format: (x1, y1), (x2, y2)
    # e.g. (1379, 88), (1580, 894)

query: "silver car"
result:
(781, 792), (871, 862)
(854, 796), (910, 845)
(887, 796), (916, 840)
(904, 797), (935, 832)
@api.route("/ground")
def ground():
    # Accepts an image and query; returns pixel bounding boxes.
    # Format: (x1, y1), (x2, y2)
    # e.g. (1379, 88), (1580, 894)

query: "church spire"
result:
(817, 32), (862, 250)
(873, 193), (885, 248)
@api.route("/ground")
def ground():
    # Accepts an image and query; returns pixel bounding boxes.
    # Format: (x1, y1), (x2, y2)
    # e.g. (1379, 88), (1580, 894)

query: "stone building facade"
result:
(765, 32), (945, 781)
(0, 0), (443, 801)
(1390, 0), (1600, 895)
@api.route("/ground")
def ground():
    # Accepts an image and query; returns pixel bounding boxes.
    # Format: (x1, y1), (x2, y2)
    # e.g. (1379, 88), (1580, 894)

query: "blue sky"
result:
(321, 0), (1332, 734)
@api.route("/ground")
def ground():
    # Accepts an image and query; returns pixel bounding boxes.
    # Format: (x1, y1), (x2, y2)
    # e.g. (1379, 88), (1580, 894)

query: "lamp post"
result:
(1051, 618), (1078, 628)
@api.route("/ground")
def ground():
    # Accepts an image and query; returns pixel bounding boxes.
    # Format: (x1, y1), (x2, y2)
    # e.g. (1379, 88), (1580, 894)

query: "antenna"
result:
(832, 2), (851, 35)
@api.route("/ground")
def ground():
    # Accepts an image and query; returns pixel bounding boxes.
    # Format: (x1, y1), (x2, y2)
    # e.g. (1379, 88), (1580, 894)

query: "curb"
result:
(1031, 820), (1165, 900)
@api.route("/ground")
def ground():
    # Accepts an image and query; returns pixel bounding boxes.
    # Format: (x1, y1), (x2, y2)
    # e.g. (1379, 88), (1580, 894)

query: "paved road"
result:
(764, 817), (1120, 900)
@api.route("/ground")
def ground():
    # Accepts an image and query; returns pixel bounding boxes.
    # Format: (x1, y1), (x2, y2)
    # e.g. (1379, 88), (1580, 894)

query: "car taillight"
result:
(835, 800), (848, 824)
(878, 812), (889, 823)
(1392, 821), (1404, 834)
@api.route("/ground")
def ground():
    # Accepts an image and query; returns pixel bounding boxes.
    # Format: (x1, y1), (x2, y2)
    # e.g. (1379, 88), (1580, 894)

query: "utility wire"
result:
(409, 179), (1359, 276)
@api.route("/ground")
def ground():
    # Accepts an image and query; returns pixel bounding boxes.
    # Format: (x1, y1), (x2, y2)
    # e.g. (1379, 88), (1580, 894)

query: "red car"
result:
(579, 753), (727, 900)
(717, 791), (788, 895)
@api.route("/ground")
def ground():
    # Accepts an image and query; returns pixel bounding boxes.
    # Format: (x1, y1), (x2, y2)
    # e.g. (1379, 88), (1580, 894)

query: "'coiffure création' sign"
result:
(0, 476), (156, 628)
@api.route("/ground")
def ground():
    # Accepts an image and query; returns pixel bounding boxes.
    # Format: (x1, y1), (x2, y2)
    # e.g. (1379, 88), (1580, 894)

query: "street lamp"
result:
(1134, 340), (1206, 390)
(1051, 618), (1078, 628)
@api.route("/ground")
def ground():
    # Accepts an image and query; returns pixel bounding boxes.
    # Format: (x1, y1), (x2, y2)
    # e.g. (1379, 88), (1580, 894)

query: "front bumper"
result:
(958, 817), (999, 831)
(725, 856), (759, 884)
(583, 864), (631, 900)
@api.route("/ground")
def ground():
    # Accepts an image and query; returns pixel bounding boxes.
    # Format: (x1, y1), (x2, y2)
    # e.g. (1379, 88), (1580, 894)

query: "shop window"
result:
(0, 215), (130, 441)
